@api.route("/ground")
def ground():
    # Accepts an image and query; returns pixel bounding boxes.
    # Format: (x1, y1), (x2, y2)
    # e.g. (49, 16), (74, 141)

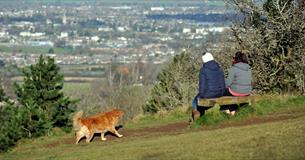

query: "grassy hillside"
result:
(1, 95), (305, 160)
(1, 111), (304, 160)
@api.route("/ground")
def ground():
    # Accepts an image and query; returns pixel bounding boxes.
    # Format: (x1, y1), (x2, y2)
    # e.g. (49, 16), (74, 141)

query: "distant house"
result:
(98, 27), (113, 32)
(183, 28), (191, 33)
(91, 36), (100, 42)
(0, 31), (8, 37)
(27, 41), (54, 47)
(20, 31), (31, 37)
(46, 19), (52, 25)
(117, 27), (126, 32)
(118, 37), (127, 41)
(20, 32), (45, 37)
(151, 7), (164, 11)
(14, 21), (33, 28)
(60, 32), (68, 38)
(208, 27), (230, 33)
(196, 28), (208, 35)
(31, 32), (46, 37)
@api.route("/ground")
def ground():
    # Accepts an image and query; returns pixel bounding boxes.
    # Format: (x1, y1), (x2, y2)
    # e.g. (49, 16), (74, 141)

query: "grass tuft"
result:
(126, 106), (189, 129)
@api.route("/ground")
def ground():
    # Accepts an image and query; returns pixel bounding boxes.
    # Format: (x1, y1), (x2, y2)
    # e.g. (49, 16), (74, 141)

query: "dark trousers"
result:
(221, 88), (238, 111)
(223, 88), (233, 96)
(221, 88), (249, 111)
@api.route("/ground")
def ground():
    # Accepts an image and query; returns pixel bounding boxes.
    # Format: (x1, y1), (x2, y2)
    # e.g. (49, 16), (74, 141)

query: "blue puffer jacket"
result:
(199, 60), (225, 98)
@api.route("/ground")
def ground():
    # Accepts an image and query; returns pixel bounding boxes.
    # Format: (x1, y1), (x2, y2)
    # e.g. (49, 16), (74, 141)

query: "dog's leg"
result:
(75, 131), (84, 144)
(101, 132), (107, 141)
(85, 131), (94, 143)
(110, 127), (123, 138)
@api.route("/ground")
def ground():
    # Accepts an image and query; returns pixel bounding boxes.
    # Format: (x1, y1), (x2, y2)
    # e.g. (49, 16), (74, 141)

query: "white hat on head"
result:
(202, 52), (214, 63)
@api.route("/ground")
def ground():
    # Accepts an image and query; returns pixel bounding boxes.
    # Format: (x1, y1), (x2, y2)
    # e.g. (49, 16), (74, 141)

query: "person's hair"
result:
(234, 51), (248, 63)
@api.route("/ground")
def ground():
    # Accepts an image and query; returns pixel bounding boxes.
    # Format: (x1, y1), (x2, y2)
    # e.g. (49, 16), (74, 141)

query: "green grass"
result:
(1, 112), (305, 160)
(194, 95), (305, 127)
(126, 107), (190, 129)
(1, 95), (305, 159)
(125, 95), (305, 129)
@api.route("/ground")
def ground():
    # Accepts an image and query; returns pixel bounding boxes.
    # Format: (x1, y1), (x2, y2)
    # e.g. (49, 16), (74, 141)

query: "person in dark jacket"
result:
(222, 51), (252, 115)
(192, 52), (225, 120)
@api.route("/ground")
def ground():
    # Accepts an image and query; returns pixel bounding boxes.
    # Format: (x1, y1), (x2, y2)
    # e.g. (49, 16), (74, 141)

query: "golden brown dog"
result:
(73, 109), (124, 144)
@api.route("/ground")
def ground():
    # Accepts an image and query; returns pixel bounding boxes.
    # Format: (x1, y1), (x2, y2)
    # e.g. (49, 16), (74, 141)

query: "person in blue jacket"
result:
(191, 52), (225, 120)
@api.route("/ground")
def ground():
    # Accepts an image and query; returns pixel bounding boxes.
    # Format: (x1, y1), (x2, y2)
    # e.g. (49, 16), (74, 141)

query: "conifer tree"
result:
(15, 55), (75, 132)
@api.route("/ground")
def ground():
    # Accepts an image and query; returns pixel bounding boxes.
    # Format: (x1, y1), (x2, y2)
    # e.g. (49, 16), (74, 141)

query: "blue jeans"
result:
(192, 94), (199, 110)
(192, 94), (212, 116)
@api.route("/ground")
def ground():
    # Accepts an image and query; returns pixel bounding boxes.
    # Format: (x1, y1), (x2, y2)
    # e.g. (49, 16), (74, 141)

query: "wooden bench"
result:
(198, 95), (260, 107)
(189, 96), (260, 123)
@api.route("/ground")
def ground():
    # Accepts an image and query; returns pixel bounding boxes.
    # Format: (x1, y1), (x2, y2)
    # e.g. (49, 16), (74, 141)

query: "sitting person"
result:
(192, 52), (225, 120)
(222, 51), (252, 115)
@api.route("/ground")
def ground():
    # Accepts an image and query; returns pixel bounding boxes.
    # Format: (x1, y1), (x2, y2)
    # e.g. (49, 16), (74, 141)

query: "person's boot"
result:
(192, 109), (200, 121)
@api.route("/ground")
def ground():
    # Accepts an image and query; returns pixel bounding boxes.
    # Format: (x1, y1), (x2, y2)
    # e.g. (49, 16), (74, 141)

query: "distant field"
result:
(11, 76), (104, 82)
(63, 82), (91, 95)
(0, 45), (73, 54)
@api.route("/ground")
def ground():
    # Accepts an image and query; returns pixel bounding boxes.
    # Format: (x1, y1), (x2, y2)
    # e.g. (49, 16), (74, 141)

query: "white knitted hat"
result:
(202, 52), (214, 63)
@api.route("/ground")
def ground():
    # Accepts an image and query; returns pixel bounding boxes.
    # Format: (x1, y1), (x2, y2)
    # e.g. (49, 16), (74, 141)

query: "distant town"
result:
(0, 0), (231, 65)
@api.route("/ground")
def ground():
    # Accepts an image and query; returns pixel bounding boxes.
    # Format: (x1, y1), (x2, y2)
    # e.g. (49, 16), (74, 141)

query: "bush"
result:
(81, 80), (150, 122)
(0, 98), (53, 152)
(227, 0), (305, 94)
(0, 104), (22, 152)
(144, 52), (201, 113)
(106, 86), (150, 121)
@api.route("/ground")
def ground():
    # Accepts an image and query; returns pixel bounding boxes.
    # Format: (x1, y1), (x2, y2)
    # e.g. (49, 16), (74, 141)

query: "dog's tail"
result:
(73, 110), (83, 130)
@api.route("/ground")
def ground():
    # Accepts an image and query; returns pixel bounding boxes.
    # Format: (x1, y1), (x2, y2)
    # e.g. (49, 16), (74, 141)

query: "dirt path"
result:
(118, 109), (305, 139)
(47, 109), (305, 147)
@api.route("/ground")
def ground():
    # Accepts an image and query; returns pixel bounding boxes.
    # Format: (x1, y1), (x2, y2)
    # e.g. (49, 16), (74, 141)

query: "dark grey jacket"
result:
(225, 62), (252, 94)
